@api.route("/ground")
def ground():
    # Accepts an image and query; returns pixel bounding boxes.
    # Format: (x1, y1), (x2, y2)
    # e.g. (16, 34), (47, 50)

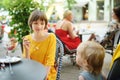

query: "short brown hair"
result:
(28, 9), (48, 29)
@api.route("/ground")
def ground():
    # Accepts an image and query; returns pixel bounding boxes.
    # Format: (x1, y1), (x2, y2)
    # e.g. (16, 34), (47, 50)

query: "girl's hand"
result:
(23, 37), (31, 59)
(23, 37), (30, 51)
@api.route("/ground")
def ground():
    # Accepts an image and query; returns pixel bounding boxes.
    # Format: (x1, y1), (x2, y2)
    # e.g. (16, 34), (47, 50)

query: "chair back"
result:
(48, 29), (76, 65)
(55, 37), (64, 80)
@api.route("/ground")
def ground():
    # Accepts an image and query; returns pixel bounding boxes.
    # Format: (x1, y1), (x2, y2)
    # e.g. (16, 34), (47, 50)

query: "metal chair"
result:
(55, 37), (64, 80)
(48, 29), (76, 65)
(55, 36), (77, 65)
(63, 44), (76, 65)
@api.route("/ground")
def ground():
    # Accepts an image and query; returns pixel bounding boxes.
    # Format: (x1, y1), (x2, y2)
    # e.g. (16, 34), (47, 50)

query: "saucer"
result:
(0, 57), (21, 63)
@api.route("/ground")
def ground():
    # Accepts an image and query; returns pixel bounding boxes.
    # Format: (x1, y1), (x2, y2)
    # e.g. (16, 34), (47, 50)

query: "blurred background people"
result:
(93, 6), (120, 53)
(101, 6), (120, 50)
(55, 10), (81, 50)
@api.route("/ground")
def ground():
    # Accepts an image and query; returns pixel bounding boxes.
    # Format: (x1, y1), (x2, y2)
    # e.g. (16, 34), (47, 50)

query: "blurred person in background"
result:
(92, 6), (120, 53)
(100, 6), (120, 51)
(55, 10), (81, 50)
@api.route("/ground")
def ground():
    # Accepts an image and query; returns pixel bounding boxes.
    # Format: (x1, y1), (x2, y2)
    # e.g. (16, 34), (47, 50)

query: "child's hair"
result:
(28, 9), (48, 30)
(77, 41), (105, 76)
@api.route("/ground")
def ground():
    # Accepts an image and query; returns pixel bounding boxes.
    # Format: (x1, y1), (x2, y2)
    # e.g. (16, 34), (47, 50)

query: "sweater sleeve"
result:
(44, 33), (56, 66)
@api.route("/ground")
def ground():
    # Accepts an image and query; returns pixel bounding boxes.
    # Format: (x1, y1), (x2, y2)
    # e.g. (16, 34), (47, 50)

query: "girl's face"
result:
(112, 12), (118, 21)
(32, 19), (45, 32)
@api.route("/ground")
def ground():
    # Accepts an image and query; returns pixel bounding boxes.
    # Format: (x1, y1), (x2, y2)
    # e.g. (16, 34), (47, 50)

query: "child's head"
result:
(76, 41), (105, 75)
(28, 9), (48, 30)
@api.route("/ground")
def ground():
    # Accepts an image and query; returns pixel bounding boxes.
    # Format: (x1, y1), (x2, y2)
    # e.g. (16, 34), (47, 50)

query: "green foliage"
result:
(5, 0), (41, 42)
(67, 0), (76, 10)
(1, 0), (76, 42)
(0, 0), (4, 9)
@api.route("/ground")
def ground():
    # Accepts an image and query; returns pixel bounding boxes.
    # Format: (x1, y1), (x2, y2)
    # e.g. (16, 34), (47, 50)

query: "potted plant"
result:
(3, 0), (42, 51)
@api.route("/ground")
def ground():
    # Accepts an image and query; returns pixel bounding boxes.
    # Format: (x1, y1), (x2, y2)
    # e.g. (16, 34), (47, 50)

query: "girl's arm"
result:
(67, 22), (78, 39)
(45, 66), (51, 80)
(22, 37), (30, 59)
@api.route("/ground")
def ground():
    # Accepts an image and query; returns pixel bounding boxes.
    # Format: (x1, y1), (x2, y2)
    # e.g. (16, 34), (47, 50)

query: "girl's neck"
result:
(32, 31), (47, 41)
(34, 31), (44, 36)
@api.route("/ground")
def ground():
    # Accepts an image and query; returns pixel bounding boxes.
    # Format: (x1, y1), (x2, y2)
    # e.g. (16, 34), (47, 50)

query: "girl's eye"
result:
(33, 22), (37, 24)
(41, 22), (44, 25)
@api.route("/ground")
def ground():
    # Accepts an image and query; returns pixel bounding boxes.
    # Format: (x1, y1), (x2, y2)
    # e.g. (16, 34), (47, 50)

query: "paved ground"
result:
(0, 22), (112, 80)
(60, 53), (112, 80)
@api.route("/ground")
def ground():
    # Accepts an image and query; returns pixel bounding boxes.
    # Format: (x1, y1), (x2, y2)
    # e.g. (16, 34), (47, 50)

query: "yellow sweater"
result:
(23, 33), (57, 80)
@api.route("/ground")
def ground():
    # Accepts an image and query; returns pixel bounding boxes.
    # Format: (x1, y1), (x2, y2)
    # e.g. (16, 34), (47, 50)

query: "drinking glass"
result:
(3, 38), (18, 74)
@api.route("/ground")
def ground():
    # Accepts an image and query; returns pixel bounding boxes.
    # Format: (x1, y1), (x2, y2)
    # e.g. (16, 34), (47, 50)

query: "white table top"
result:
(79, 30), (95, 35)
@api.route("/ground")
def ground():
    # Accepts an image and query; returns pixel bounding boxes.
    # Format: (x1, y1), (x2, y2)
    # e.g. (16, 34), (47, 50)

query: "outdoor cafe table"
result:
(78, 30), (95, 41)
(0, 58), (47, 80)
